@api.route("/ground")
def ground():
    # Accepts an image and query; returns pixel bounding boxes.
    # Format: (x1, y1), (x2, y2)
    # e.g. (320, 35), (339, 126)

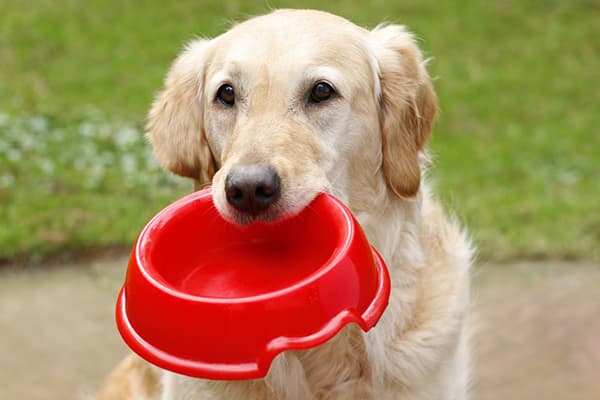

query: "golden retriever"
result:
(97, 9), (472, 400)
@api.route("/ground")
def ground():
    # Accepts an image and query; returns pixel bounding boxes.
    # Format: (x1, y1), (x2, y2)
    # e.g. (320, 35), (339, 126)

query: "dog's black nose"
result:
(225, 164), (281, 215)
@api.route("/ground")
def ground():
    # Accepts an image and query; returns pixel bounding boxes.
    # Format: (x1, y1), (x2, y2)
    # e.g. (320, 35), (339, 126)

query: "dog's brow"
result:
(207, 65), (243, 94)
(215, 61), (243, 78)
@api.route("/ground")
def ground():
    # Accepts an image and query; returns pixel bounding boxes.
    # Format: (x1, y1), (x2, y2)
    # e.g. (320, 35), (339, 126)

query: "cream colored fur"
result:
(97, 9), (472, 400)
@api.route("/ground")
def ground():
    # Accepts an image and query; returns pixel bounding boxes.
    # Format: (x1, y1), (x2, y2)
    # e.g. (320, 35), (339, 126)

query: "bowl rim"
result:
(134, 188), (356, 304)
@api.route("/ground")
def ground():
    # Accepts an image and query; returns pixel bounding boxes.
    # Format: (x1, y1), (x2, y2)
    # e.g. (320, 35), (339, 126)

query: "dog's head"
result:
(148, 9), (436, 225)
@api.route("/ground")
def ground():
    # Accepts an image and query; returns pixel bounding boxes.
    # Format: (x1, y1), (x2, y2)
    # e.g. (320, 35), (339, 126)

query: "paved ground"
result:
(1, 258), (598, 399)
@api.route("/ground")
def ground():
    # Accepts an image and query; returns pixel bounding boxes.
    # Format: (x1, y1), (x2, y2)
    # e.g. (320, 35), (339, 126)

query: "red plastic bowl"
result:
(116, 188), (390, 380)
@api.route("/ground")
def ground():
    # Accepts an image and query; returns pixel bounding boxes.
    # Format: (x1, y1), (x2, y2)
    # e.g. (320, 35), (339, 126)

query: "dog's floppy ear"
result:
(370, 25), (437, 198)
(147, 39), (216, 185)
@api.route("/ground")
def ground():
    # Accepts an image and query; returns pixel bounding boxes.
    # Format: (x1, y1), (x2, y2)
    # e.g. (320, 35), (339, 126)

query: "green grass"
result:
(1, 0), (598, 263)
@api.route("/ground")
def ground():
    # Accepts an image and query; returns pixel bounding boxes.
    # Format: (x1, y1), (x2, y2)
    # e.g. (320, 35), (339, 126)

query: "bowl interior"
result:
(140, 195), (346, 299)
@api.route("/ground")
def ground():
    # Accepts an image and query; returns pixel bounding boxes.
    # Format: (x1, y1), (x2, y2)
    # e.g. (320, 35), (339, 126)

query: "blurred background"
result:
(0, 1), (598, 399)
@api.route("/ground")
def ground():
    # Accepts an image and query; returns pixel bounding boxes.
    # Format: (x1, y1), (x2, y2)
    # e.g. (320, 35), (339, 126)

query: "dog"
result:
(97, 9), (472, 400)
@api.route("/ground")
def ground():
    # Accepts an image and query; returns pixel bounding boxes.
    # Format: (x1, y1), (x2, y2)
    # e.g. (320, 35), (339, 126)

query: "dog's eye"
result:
(216, 84), (235, 106)
(309, 82), (335, 104)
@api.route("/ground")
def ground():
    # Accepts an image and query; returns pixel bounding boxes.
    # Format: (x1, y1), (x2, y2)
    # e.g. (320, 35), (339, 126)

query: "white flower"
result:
(0, 174), (15, 188)
(18, 134), (36, 150)
(6, 148), (21, 162)
(114, 126), (140, 147)
(79, 122), (96, 137)
(39, 159), (55, 175)
(28, 116), (48, 133)
(0, 113), (10, 127)
(120, 154), (137, 176)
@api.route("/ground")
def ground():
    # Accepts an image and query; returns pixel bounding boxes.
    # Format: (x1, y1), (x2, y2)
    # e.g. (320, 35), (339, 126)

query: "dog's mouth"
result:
(224, 203), (287, 226)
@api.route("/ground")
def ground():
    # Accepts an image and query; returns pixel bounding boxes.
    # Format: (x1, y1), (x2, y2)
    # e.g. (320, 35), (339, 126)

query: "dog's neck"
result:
(349, 183), (424, 271)
(345, 181), (427, 390)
